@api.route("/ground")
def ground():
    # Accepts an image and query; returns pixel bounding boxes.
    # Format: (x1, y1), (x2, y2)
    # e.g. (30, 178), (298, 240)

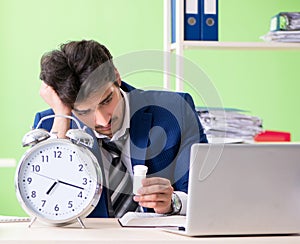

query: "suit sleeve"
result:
(33, 109), (55, 131)
(172, 92), (207, 193)
(181, 92), (207, 143)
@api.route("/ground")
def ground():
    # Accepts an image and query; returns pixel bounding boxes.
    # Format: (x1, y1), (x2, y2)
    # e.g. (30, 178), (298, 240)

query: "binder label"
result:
(204, 0), (216, 14)
(186, 0), (198, 14)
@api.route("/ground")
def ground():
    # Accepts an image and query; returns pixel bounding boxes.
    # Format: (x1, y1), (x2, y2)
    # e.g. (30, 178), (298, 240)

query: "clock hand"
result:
(32, 172), (84, 190)
(57, 180), (85, 190)
(46, 180), (58, 195)
(33, 172), (56, 181)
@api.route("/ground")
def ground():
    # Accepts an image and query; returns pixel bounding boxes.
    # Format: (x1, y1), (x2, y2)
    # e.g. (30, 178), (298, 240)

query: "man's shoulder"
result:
(129, 89), (194, 107)
(33, 108), (54, 130)
(121, 81), (193, 104)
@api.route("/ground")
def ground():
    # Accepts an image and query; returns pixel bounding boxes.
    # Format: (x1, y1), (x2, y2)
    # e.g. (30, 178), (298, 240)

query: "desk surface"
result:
(0, 218), (300, 244)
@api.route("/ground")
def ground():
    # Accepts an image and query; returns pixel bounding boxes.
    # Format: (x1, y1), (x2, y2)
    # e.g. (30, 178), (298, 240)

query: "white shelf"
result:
(0, 158), (16, 167)
(170, 41), (300, 51)
(163, 0), (300, 91)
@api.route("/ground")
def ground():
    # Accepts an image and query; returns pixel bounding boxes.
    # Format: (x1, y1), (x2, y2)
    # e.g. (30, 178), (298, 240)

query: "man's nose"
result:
(94, 108), (111, 126)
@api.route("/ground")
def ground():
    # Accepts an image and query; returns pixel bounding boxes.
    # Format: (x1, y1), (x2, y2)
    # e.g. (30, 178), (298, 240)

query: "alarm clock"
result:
(15, 115), (103, 228)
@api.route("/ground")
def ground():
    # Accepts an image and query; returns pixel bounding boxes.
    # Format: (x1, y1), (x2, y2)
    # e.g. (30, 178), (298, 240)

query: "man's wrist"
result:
(168, 192), (182, 215)
(51, 116), (71, 139)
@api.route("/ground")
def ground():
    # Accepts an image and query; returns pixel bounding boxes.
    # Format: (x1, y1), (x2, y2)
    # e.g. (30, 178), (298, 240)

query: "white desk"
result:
(0, 218), (299, 244)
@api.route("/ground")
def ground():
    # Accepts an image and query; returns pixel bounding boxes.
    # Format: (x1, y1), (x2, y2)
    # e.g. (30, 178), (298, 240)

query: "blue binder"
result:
(171, 0), (218, 42)
(171, 0), (176, 43)
(184, 0), (201, 40)
(200, 0), (218, 41)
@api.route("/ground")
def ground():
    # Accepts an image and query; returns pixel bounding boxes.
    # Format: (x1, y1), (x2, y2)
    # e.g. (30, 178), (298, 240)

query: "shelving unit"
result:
(163, 0), (300, 91)
(171, 41), (300, 51)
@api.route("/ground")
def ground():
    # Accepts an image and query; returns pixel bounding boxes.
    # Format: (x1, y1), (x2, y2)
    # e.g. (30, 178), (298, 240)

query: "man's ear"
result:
(115, 69), (121, 86)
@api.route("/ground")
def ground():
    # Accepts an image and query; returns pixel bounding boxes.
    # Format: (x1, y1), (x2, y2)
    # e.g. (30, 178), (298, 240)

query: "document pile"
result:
(261, 12), (300, 42)
(197, 107), (263, 143)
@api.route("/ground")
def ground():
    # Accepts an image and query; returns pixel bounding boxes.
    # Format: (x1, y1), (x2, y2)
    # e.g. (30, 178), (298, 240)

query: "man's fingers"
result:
(134, 177), (174, 214)
(141, 177), (171, 186)
(134, 193), (166, 202)
(134, 194), (172, 214)
(138, 184), (173, 195)
(137, 200), (166, 210)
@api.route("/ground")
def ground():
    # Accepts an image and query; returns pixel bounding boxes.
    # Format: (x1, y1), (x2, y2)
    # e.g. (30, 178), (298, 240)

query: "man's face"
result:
(73, 83), (124, 138)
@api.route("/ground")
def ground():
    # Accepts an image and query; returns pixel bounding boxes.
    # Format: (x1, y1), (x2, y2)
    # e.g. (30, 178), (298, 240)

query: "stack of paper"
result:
(261, 12), (300, 42)
(261, 31), (300, 43)
(197, 107), (263, 143)
(0, 215), (31, 223)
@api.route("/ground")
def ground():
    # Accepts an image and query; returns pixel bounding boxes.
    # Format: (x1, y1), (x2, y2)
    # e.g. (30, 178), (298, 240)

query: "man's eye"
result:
(101, 96), (113, 105)
(75, 110), (90, 116)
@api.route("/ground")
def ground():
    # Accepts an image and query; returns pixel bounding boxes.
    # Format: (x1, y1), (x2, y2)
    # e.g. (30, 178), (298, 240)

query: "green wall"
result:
(0, 0), (299, 216)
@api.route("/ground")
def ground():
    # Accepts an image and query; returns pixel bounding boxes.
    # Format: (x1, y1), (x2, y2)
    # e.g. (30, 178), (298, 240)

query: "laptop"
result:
(169, 143), (300, 236)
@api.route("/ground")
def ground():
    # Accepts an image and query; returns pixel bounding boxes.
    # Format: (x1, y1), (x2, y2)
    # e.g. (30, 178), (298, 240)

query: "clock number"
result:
(41, 200), (46, 207)
(41, 155), (49, 162)
(27, 177), (32, 184)
(69, 155), (73, 162)
(78, 164), (83, 172)
(54, 151), (62, 158)
(54, 204), (59, 211)
(32, 165), (40, 172)
(78, 191), (83, 198)
(82, 178), (88, 185)
(31, 191), (37, 198)
(68, 201), (73, 208)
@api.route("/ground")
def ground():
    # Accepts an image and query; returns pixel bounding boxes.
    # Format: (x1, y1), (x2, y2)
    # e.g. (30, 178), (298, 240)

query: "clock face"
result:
(15, 138), (102, 225)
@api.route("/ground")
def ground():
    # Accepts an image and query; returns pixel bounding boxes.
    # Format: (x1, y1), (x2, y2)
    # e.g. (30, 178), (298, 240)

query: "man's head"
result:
(40, 40), (124, 137)
(40, 40), (116, 107)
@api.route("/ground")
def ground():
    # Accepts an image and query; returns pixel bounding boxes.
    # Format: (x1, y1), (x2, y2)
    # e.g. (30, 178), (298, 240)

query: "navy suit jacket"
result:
(33, 81), (207, 217)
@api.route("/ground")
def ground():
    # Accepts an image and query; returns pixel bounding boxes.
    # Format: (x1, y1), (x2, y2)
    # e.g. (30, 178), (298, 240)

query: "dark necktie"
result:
(101, 138), (138, 217)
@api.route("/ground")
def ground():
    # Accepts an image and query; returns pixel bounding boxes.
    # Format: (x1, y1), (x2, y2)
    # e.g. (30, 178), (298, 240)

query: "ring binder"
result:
(171, 0), (218, 42)
(200, 0), (218, 41)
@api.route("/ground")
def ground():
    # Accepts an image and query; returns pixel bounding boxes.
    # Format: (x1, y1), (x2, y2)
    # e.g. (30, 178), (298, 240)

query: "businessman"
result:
(35, 40), (207, 218)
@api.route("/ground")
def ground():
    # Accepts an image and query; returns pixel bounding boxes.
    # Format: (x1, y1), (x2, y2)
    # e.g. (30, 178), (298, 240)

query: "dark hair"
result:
(40, 40), (115, 107)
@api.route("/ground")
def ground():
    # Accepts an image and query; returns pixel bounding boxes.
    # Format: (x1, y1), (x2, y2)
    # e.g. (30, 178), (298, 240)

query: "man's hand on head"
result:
(39, 81), (71, 116)
(39, 81), (72, 138)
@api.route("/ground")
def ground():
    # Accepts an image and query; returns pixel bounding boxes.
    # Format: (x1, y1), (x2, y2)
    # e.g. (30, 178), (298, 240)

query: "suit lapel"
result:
(128, 90), (153, 167)
(129, 111), (152, 167)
